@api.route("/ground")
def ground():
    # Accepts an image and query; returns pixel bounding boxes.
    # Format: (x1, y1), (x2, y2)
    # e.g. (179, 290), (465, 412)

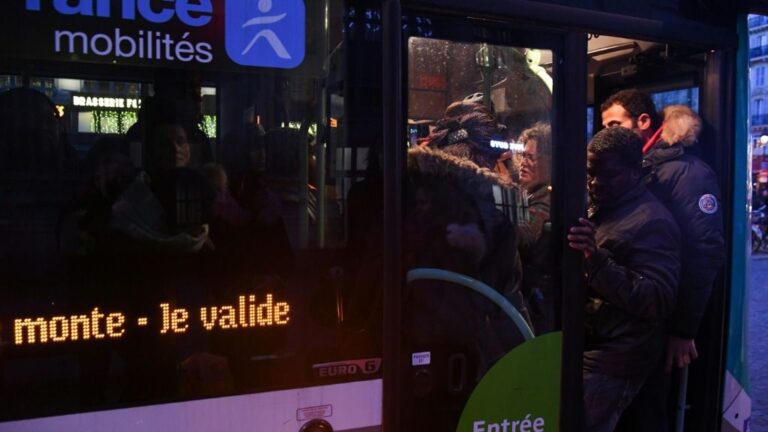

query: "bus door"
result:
(590, 34), (735, 432)
(394, 10), (587, 431)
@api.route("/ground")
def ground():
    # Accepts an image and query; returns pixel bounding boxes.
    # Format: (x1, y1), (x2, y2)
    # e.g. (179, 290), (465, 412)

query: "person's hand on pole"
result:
(568, 217), (596, 259)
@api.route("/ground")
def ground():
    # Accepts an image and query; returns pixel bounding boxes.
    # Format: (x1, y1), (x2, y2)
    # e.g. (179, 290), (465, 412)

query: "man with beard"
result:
(568, 127), (680, 432)
(601, 90), (725, 431)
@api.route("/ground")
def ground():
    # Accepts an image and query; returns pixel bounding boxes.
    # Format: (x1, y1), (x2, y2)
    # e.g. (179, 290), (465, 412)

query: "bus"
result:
(0, 0), (755, 431)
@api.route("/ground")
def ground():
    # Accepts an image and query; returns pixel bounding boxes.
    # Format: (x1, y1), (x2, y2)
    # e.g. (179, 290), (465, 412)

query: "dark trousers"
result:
(615, 362), (679, 432)
(584, 370), (645, 432)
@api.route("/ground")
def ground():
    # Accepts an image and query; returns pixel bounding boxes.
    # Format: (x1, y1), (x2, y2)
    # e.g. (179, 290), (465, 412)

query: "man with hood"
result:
(403, 101), (527, 430)
(601, 90), (725, 430)
(407, 101), (524, 307)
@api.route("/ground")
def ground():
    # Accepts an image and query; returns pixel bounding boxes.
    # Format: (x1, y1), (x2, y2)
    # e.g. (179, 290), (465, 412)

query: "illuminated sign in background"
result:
(11, 293), (291, 346)
(72, 94), (141, 109)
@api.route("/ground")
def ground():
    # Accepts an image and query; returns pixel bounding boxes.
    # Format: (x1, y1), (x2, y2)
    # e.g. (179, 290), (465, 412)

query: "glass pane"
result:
(0, 75), (23, 92)
(28, 78), (146, 142)
(651, 87), (699, 112)
(0, 1), (383, 429)
(404, 37), (558, 430)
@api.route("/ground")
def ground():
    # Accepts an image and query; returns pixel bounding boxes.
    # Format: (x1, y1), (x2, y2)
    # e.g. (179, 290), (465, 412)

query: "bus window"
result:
(403, 36), (559, 430)
(0, 1), (383, 430)
(0, 75), (22, 92)
(651, 87), (700, 112)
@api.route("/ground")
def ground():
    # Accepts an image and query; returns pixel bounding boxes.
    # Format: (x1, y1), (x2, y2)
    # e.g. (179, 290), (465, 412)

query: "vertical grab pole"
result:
(299, 118), (310, 248)
(316, 79), (328, 248)
(382, 0), (403, 430)
(675, 365), (690, 432)
(315, 0), (330, 248)
(559, 32), (588, 432)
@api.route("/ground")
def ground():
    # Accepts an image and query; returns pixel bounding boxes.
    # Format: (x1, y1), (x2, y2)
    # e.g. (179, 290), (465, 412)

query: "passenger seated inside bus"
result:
(206, 126), (294, 275)
(202, 162), (251, 227)
(107, 120), (213, 254)
(0, 88), (80, 260)
(0, 87), (74, 173)
(287, 132), (381, 354)
(326, 137), (383, 329)
(201, 160), (293, 276)
(77, 136), (136, 254)
(125, 70), (212, 169)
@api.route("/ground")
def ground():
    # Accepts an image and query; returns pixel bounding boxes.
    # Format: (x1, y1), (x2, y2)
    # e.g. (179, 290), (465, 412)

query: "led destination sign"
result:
(10, 292), (291, 346)
(15, 0), (306, 69)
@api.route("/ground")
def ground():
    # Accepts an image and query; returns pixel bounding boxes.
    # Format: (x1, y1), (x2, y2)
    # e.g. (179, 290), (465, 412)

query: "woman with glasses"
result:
(517, 122), (554, 334)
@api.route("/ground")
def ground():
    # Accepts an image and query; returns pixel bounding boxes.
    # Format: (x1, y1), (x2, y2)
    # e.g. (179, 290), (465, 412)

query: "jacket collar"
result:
(642, 124), (665, 154)
(642, 140), (685, 168)
(525, 182), (549, 200)
(642, 105), (700, 167)
(407, 145), (515, 191)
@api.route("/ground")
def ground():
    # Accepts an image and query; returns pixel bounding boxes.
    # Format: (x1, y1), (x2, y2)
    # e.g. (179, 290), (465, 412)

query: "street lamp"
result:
(758, 129), (768, 155)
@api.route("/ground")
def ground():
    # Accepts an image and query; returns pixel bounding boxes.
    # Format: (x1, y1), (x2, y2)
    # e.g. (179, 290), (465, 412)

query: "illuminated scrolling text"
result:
(10, 293), (291, 346)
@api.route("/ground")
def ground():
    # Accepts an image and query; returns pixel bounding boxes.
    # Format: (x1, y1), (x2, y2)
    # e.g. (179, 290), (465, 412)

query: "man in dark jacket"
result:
(569, 127), (681, 432)
(601, 90), (725, 430)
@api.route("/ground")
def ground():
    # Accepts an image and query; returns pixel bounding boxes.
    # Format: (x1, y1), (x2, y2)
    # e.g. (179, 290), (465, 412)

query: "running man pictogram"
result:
(241, 0), (291, 59)
(226, 0), (305, 68)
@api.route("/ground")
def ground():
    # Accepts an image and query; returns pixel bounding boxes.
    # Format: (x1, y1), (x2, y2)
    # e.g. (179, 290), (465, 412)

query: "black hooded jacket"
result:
(584, 182), (681, 378)
(642, 105), (725, 339)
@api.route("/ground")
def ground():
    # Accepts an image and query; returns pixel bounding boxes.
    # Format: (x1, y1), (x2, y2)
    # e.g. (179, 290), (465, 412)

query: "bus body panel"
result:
(2, 379), (382, 432)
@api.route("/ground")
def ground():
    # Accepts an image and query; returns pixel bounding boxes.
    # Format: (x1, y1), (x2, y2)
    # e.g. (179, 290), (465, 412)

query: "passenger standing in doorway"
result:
(404, 101), (527, 430)
(601, 90), (725, 431)
(568, 127), (680, 432)
(517, 122), (554, 334)
(407, 101), (524, 310)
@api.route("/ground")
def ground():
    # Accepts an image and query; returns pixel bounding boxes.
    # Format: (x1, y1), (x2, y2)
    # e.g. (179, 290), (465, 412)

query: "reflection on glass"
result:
(0, 75), (22, 92)
(0, 1), (383, 425)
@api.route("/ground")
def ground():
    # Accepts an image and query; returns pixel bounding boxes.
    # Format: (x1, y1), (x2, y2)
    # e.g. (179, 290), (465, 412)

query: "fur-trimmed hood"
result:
(407, 145), (517, 192)
(660, 104), (702, 147)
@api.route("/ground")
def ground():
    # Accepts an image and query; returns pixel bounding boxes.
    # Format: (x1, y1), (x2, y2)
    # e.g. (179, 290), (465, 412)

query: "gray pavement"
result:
(749, 253), (768, 431)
